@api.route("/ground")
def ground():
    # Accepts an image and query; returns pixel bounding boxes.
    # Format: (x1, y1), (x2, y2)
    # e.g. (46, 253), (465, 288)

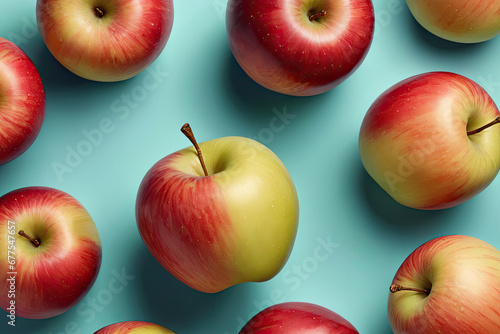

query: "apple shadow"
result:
(355, 157), (460, 237)
(220, 50), (336, 126)
(131, 241), (258, 333)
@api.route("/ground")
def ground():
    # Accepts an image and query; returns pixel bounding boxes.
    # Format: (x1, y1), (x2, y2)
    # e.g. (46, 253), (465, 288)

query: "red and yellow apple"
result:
(240, 302), (359, 333)
(226, 0), (374, 96)
(388, 235), (500, 333)
(406, 0), (500, 43)
(359, 72), (500, 210)
(0, 187), (102, 319)
(136, 124), (299, 293)
(0, 37), (45, 165)
(36, 0), (174, 81)
(94, 321), (175, 333)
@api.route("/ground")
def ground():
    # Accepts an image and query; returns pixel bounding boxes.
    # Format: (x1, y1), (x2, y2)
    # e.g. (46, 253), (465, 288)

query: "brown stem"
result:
(467, 117), (500, 136)
(309, 10), (326, 22)
(95, 7), (105, 18)
(181, 123), (208, 177)
(390, 284), (429, 294)
(18, 230), (40, 247)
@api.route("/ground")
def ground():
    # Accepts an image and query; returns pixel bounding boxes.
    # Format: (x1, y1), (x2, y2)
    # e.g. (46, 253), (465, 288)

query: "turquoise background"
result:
(1, 0), (500, 333)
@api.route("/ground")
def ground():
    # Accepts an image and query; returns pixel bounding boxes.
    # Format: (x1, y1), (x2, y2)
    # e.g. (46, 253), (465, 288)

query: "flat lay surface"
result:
(1, 0), (500, 333)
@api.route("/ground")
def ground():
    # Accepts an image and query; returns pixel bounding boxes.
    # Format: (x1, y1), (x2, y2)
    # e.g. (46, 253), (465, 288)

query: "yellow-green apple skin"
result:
(36, 0), (174, 82)
(388, 235), (500, 333)
(359, 72), (500, 210)
(0, 37), (45, 165)
(94, 321), (176, 333)
(406, 0), (500, 43)
(0, 187), (102, 319)
(136, 136), (299, 293)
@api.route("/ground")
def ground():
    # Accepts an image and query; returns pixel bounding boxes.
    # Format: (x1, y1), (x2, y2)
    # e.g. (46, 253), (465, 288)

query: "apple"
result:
(359, 72), (500, 210)
(239, 302), (359, 333)
(36, 0), (174, 82)
(0, 186), (102, 319)
(226, 0), (374, 96)
(136, 124), (299, 293)
(94, 321), (176, 333)
(406, 0), (500, 43)
(388, 235), (500, 333)
(0, 37), (45, 165)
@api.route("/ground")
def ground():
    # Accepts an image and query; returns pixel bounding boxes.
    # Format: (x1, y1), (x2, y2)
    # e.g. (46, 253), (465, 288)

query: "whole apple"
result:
(136, 124), (299, 293)
(0, 187), (102, 319)
(0, 37), (45, 165)
(36, 0), (174, 82)
(359, 72), (500, 210)
(94, 321), (176, 333)
(226, 0), (374, 96)
(407, 0), (500, 43)
(240, 302), (359, 333)
(388, 235), (500, 333)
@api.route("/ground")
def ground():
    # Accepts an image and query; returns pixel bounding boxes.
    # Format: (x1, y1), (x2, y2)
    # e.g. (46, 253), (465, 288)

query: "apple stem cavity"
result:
(18, 230), (40, 247)
(390, 284), (429, 295)
(181, 123), (209, 177)
(467, 116), (500, 136)
(309, 10), (327, 22)
(95, 7), (105, 18)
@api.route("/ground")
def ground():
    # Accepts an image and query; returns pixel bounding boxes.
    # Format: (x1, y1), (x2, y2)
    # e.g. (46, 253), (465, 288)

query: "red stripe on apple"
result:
(0, 38), (45, 165)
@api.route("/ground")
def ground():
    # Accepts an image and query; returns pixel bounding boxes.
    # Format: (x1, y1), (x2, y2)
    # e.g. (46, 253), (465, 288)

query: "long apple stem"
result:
(18, 230), (40, 247)
(390, 284), (429, 294)
(309, 10), (327, 22)
(95, 7), (105, 18)
(467, 116), (500, 136)
(181, 123), (209, 177)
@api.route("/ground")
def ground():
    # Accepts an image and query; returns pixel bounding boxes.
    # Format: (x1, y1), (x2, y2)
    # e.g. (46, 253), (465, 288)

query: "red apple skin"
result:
(359, 72), (500, 210)
(388, 235), (500, 333)
(94, 321), (176, 333)
(36, 0), (174, 82)
(0, 187), (102, 319)
(226, 0), (374, 96)
(240, 302), (359, 333)
(0, 38), (45, 165)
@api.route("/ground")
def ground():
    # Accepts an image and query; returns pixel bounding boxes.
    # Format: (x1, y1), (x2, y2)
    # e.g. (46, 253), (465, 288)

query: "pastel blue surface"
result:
(1, 0), (500, 333)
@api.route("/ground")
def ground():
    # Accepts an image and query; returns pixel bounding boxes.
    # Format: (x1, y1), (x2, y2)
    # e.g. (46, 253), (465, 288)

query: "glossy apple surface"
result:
(240, 302), (359, 333)
(136, 135), (299, 293)
(0, 187), (102, 319)
(36, 0), (174, 81)
(359, 72), (500, 210)
(0, 37), (45, 165)
(94, 321), (175, 333)
(407, 0), (500, 43)
(388, 235), (500, 333)
(226, 0), (374, 96)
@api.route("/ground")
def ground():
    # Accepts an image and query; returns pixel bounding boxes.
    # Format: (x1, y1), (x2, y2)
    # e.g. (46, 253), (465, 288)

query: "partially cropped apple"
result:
(0, 187), (102, 319)
(388, 235), (500, 333)
(136, 124), (299, 293)
(240, 302), (359, 333)
(94, 321), (176, 333)
(226, 0), (374, 96)
(407, 0), (500, 43)
(0, 37), (45, 165)
(36, 0), (174, 81)
(359, 72), (500, 210)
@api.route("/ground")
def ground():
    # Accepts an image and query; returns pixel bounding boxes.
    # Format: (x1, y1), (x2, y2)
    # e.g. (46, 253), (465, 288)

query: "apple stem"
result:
(18, 230), (40, 247)
(467, 116), (500, 136)
(309, 10), (327, 22)
(181, 123), (209, 177)
(390, 284), (429, 294)
(95, 7), (105, 18)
